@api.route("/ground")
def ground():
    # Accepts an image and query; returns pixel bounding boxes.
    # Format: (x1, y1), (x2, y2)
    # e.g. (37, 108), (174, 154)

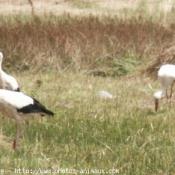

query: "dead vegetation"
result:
(141, 37), (175, 79)
(0, 1), (175, 77)
(0, 14), (174, 77)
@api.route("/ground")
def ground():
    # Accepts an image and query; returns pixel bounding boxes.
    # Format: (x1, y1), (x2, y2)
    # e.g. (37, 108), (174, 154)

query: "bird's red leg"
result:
(13, 139), (18, 150)
(13, 122), (20, 151)
(168, 84), (174, 107)
(13, 121), (29, 150)
(170, 84), (174, 99)
(166, 89), (169, 99)
(155, 99), (159, 112)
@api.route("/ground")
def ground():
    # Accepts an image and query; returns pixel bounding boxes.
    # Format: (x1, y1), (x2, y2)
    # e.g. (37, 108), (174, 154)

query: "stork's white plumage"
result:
(154, 64), (175, 111)
(0, 52), (20, 91)
(0, 89), (54, 150)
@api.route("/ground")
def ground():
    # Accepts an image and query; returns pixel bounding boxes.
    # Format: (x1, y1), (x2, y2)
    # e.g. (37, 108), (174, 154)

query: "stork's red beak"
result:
(155, 99), (159, 112)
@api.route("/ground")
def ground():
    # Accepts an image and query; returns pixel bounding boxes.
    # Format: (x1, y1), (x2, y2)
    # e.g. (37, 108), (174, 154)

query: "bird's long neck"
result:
(154, 89), (165, 99)
(0, 64), (6, 89)
(0, 60), (2, 70)
(154, 89), (166, 112)
(0, 69), (4, 89)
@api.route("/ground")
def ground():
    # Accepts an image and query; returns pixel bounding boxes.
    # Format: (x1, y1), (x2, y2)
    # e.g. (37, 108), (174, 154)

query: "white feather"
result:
(154, 64), (175, 111)
(0, 52), (19, 91)
(0, 89), (33, 109)
(0, 89), (54, 150)
(154, 64), (175, 99)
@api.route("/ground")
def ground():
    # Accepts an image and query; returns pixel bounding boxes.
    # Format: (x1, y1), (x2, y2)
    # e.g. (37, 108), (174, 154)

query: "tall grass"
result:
(0, 13), (174, 75)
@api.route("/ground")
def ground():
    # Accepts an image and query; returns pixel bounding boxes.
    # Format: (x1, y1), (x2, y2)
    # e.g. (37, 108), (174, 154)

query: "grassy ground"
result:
(0, 72), (175, 174)
(1, 0), (175, 174)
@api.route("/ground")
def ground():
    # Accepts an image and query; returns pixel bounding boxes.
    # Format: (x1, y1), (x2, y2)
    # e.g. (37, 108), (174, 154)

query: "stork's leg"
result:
(168, 84), (174, 102)
(13, 121), (29, 150)
(167, 84), (174, 108)
(166, 89), (169, 99)
(165, 83), (174, 99)
(13, 122), (20, 150)
(170, 84), (174, 99)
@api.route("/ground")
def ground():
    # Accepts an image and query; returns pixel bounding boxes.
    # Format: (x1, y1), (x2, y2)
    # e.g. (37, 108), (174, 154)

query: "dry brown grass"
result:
(141, 38), (175, 79)
(0, 1), (175, 77)
(0, 14), (174, 76)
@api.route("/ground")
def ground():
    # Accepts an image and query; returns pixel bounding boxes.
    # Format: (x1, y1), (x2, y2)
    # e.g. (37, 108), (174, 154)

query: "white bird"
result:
(0, 89), (54, 150)
(154, 64), (175, 111)
(0, 52), (20, 91)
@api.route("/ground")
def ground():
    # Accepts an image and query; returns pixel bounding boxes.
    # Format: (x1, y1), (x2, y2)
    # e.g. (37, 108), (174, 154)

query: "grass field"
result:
(1, 0), (175, 174)
(1, 72), (175, 174)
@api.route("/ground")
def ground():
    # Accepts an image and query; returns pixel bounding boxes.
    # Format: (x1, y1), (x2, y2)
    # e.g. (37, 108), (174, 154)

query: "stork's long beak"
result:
(155, 98), (159, 112)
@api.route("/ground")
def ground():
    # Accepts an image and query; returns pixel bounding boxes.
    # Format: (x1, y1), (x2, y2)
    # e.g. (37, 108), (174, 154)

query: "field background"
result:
(0, 0), (174, 16)
(0, 0), (175, 174)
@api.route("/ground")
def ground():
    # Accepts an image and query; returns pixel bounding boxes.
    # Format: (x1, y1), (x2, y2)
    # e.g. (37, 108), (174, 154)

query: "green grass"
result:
(0, 72), (175, 174)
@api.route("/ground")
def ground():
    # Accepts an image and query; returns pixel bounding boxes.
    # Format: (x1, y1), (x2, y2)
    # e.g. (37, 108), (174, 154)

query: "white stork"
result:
(0, 89), (54, 150)
(0, 52), (20, 91)
(154, 64), (175, 111)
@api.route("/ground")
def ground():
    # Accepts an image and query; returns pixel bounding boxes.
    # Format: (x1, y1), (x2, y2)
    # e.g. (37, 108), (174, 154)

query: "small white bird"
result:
(0, 89), (54, 150)
(0, 52), (20, 91)
(154, 64), (175, 111)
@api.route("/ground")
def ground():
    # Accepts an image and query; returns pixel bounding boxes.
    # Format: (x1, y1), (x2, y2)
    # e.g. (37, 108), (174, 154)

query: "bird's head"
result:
(154, 91), (163, 99)
(154, 91), (163, 112)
